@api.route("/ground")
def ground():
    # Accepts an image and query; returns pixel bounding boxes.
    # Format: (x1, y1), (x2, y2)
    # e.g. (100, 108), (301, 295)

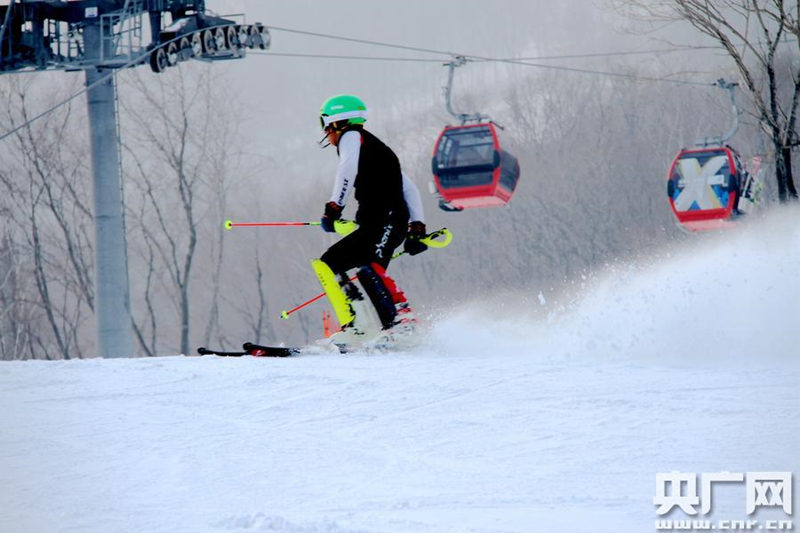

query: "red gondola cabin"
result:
(667, 146), (743, 231)
(432, 123), (520, 210)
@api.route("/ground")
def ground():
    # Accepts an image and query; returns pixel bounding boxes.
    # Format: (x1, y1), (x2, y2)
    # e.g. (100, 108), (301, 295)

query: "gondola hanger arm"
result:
(443, 55), (490, 125)
(696, 78), (740, 147)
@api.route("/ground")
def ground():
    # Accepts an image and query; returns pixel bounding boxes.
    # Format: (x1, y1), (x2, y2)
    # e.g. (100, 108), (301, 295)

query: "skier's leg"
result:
(316, 222), (407, 338)
(357, 262), (417, 331)
(320, 228), (374, 275)
(359, 220), (411, 329)
(375, 262), (417, 331)
(356, 264), (397, 329)
(371, 219), (407, 270)
(316, 229), (380, 332)
(310, 259), (355, 327)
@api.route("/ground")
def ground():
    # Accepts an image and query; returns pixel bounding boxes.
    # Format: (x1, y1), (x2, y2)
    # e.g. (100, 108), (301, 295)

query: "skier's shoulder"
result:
(339, 129), (362, 151)
(341, 128), (362, 141)
(361, 129), (398, 160)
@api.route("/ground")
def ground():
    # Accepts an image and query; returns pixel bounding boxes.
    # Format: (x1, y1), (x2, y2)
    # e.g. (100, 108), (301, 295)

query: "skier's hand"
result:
(321, 202), (342, 233)
(403, 221), (428, 256)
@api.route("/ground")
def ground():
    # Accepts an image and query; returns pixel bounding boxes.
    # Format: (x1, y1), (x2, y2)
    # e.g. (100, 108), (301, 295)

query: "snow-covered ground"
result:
(2, 210), (798, 533)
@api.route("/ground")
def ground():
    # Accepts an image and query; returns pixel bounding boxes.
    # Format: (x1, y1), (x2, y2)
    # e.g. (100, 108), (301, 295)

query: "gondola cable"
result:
(5, 23), (786, 144)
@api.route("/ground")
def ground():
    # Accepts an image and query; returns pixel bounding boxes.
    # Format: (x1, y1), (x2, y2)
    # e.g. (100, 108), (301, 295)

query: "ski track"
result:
(1, 211), (799, 533)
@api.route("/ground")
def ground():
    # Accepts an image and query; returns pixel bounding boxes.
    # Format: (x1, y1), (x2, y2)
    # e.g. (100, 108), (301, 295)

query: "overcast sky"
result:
(208, 0), (680, 118)
(195, 1), (713, 181)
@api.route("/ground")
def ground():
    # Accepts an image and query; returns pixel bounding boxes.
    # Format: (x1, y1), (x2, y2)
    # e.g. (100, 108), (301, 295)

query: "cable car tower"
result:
(0, 0), (269, 357)
(431, 56), (520, 211)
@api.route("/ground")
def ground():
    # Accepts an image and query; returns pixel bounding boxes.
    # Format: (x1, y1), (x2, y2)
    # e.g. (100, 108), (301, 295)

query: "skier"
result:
(312, 94), (427, 345)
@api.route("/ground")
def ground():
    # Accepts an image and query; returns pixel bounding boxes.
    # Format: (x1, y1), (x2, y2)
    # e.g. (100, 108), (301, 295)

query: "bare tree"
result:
(0, 76), (94, 359)
(615, 0), (799, 201)
(120, 65), (242, 355)
(0, 232), (31, 360)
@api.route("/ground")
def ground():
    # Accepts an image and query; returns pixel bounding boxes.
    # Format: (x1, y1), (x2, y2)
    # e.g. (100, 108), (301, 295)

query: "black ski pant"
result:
(320, 219), (407, 276)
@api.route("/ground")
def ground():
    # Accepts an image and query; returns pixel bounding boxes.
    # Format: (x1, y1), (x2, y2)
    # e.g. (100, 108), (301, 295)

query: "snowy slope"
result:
(1, 210), (798, 533)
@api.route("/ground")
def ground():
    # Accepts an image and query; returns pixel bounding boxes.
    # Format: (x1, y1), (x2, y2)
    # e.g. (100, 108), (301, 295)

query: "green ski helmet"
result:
(319, 94), (367, 130)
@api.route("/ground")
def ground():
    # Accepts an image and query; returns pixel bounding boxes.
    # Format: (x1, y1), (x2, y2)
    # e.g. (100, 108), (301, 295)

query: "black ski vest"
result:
(339, 127), (409, 228)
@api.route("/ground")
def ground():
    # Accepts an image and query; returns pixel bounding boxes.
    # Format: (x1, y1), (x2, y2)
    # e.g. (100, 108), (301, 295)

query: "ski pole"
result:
(280, 274), (358, 319)
(279, 228), (453, 320)
(225, 221), (317, 229)
(225, 219), (358, 236)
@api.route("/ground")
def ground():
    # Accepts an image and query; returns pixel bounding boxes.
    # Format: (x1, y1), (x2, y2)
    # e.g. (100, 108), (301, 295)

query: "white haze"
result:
(1, 208), (797, 532)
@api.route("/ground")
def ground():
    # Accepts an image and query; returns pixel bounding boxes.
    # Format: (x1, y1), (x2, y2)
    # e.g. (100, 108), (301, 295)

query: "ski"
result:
(197, 335), (411, 358)
(196, 343), (300, 357)
(242, 342), (300, 357)
(197, 347), (248, 357)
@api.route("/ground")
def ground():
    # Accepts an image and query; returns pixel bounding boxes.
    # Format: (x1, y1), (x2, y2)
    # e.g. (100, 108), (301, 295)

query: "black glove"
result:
(403, 221), (428, 256)
(321, 201), (342, 233)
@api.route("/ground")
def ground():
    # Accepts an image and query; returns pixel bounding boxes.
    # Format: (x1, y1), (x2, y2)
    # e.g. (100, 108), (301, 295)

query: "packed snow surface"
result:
(2, 211), (798, 533)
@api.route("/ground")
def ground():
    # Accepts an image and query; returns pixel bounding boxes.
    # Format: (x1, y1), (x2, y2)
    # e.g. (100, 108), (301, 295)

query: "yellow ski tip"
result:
(224, 219), (233, 230)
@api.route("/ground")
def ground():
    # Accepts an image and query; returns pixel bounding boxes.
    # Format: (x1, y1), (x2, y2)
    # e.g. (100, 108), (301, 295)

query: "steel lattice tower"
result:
(0, 0), (269, 357)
